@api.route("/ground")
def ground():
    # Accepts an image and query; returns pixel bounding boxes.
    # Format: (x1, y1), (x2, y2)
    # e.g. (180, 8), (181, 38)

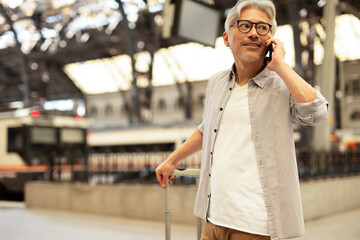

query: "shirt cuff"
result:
(293, 89), (328, 116)
(197, 122), (204, 134)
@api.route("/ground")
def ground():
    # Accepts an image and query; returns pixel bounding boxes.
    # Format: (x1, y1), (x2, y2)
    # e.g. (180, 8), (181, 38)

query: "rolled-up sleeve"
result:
(290, 89), (329, 126)
(197, 122), (204, 134)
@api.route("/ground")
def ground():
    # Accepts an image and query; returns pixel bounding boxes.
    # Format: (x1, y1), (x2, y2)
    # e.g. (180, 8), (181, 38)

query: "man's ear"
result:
(223, 31), (230, 47)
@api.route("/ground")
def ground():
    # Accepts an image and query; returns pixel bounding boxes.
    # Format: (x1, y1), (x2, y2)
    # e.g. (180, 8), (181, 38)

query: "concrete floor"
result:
(0, 201), (359, 240)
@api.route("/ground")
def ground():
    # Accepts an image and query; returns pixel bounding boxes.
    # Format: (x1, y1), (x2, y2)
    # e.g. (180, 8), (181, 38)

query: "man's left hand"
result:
(265, 38), (286, 72)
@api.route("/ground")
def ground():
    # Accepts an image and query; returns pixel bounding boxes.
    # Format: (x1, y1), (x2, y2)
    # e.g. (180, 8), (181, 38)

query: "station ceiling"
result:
(0, 0), (359, 108)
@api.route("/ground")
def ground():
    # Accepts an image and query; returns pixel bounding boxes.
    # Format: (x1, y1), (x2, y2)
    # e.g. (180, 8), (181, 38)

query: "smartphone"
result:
(266, 44), (273, 64)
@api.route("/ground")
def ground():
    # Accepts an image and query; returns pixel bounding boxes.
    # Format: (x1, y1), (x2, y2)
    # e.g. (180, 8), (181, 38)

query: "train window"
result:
(351, 111), (360, 120)
(346, 79), (360, 96)
(90, 106), (98, 117)
(105, 104), (113, 117)
(353, 79), (360, 95)
(121, 103), (130, 115)
(175, 97), (184, 110)
(158, 99), (167, 112)
(61, 128), (84, 143)
(7, 127), (23, 153)
(90, 143), (175, 153)
(31, 127), (56, 144)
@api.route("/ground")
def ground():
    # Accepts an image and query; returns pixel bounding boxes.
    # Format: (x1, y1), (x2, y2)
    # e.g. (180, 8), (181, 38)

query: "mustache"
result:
(241, 40), (264, 46)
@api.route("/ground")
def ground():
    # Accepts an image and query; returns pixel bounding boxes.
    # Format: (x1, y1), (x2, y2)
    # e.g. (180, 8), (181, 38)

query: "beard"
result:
(235, 52), (263, 62)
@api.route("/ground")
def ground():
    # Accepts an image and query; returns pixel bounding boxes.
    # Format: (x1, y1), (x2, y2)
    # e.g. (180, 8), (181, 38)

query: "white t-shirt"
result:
(208, 83), (269, 236)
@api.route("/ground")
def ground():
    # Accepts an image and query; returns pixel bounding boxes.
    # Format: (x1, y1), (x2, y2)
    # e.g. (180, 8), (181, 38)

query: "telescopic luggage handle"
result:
(165, 168), (202, 240)
(172, 168), (201, 177)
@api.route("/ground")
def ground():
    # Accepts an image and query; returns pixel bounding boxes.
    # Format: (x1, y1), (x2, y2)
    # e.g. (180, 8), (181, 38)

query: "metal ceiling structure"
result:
(0, 0), (359, 110)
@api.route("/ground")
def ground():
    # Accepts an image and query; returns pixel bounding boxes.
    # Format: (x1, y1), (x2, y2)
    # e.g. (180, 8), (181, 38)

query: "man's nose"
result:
(248, 26), (259, 38)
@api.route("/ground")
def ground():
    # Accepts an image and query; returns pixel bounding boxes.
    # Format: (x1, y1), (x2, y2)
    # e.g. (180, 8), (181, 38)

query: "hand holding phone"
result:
(265, 39), (286, 71)
(265, 44), (273, 65)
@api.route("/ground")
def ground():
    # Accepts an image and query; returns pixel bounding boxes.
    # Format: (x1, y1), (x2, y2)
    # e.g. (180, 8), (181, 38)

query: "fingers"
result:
(265, 38), (274, 46)
(265, 38), (283, 47)
(155, 168), (167, 189)
(162, 174), (169, 189)
(158, 174), (177, 188)
(155, 170), (164, 187)
(155, 159), (178, 188)
(155, 167), (177, 189)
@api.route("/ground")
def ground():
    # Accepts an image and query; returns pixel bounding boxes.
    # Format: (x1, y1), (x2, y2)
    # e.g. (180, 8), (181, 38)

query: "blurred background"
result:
(0, 0), (359, 239)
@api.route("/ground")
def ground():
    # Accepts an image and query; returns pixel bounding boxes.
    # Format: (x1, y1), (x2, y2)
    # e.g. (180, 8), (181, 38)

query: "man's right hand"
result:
(155, 129), (203, 188)
(155, 160), (177, 189)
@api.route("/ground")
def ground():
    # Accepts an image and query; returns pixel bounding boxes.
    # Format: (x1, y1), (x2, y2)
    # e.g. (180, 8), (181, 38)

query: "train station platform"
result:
(0, 201), (359, 240)
(25, 176), (360, 225)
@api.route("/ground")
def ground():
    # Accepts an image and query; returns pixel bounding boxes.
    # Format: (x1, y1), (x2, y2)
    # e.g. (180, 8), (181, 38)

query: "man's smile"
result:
(242, 41), (263, 49)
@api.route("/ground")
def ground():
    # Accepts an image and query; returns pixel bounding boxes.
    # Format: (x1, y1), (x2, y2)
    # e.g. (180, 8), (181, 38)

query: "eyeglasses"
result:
(231, 19), (272, 36)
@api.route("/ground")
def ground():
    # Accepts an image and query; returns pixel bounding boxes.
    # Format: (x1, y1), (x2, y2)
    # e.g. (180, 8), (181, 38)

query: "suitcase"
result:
(165, 169), (203, 240)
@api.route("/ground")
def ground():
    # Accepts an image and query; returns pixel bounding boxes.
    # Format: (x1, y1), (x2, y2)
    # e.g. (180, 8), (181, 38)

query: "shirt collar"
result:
(228, 63), (236, 81)
(252, 67), (273, 89)
(228, 63), (273, 89)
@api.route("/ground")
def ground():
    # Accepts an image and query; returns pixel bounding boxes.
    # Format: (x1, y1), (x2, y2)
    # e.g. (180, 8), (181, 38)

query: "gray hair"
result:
(224, 0), (277, 35)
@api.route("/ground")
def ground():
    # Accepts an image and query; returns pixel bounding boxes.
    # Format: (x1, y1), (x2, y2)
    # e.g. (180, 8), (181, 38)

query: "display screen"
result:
(174, 0), (221, 47)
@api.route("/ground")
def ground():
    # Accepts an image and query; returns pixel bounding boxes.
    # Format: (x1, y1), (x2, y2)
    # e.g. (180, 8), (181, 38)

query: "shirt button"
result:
(209, 173), (211, 177)
(220, 107), (223, 111)
(214, 129), (217, 133)
(208, 194), (211, 198)
(229, 87), (233, 91)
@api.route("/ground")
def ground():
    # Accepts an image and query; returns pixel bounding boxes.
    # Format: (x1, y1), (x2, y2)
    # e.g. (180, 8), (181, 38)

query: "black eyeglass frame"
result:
(231, 19), (272, 36)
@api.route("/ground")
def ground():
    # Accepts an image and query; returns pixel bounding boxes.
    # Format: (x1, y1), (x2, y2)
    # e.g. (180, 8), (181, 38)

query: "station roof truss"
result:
(0, 0), (358, 108)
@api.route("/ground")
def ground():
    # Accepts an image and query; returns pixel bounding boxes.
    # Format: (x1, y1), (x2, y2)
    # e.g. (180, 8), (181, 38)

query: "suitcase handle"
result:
(172, 168), (200, 177)
(165, 168), (202, 240)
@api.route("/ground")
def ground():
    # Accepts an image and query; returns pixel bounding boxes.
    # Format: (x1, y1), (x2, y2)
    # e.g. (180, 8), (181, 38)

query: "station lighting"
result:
(0, 0), (23, 9)
(64, 14), (360, 95)
(0, 1), (358, 96)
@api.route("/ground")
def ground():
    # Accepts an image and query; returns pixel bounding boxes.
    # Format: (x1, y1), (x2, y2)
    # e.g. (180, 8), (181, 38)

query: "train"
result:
(0, 108), (88, 199)
(86, 124), (202, 184)
(0, 109), (202, 199)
